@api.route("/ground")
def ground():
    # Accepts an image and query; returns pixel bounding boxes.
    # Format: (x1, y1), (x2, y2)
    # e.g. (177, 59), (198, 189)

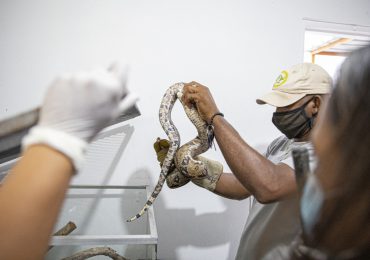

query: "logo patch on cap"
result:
(273, 70), (288, 89)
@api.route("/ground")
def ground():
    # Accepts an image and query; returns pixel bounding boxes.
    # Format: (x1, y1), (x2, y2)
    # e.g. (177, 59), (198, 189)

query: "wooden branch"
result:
(53, 221), (77, 236)
(48, 221), (77, 251)
(61, 247), (127, 260)
(311, 38), (352, 55)
(315, 51), (351, 57)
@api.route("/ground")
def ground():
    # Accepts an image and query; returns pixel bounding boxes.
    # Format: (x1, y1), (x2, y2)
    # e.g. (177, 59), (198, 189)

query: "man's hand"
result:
(183, 81), (220, 124)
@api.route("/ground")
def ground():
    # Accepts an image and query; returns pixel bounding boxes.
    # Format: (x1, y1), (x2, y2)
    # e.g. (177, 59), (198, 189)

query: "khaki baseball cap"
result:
(256, 63), (332, 107)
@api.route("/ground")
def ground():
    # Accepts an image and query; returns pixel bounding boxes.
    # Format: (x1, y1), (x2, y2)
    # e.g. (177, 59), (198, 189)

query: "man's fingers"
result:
(183, 84), (199, 94)
(183, 84), (201, 108)
(182, 92), (199, 108)
(184, 81), (202, 87)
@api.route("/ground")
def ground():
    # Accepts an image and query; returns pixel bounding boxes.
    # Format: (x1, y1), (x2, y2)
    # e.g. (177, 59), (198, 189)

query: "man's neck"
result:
(294, 131), (311, 142)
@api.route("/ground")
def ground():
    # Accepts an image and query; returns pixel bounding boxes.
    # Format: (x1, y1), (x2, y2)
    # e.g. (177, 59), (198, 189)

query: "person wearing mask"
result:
(155, 63), (332, 259)
(0, 64), (137, 260)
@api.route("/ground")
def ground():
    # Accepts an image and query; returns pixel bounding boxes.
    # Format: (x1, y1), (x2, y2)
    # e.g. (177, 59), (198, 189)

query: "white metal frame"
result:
(49, 185), (158, 259)
(303, 18), (370, 37)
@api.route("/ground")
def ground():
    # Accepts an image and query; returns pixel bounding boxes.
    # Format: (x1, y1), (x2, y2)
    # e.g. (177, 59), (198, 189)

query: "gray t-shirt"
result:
(235, 135), (316, 260)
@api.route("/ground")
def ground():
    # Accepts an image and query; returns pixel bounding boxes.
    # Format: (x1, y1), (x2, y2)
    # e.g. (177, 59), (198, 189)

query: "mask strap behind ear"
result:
(307, 96), (319, 129)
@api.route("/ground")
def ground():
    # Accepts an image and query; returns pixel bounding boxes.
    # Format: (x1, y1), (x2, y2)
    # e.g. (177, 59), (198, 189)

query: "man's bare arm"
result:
(183, 82), (297, 203)
(214, 172), (251, 200)
(212, 116), (297, 203)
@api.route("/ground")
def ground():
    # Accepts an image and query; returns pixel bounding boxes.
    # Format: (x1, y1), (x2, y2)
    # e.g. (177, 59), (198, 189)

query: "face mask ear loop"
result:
(307, 96), (319, 129)
(308, 117), (314, 129)
(308, 111), (318, 129)
(302, 97), (317, 129)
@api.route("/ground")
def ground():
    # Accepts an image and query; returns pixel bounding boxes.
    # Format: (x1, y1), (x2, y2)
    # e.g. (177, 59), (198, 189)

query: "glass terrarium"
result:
(47, 185), (157, 260)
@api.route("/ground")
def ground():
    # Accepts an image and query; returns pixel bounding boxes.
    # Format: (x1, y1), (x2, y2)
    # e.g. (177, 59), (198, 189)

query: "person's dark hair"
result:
(312, 45), (370, 258)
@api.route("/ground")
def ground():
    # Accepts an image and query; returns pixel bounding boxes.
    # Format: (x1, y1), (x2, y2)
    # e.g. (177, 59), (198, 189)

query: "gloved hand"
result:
(153, 138), (189, 188)
(22, 63), (138, 171)
(153, 138), (171, 167)
(153, 138), (223, 191)
(191, 156), (223, 191)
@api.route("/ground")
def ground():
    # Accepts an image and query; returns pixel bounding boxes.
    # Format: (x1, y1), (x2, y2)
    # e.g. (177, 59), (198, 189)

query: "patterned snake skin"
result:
(127, 82), (211, 222)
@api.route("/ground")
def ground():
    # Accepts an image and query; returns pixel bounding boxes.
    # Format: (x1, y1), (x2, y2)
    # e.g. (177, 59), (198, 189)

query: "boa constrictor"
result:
(127, 82), (213, 222)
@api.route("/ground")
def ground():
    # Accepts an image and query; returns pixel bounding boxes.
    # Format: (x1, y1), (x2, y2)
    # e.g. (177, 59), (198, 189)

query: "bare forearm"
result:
(214, 172), (251, 200)
(181, 82), (297, 202)
(0, 145), (73, 260)
(212, 116), (294, 202)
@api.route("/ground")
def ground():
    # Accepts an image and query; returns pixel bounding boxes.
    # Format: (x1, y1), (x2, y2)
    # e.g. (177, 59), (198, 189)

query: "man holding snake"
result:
(154, 63), (332, 259)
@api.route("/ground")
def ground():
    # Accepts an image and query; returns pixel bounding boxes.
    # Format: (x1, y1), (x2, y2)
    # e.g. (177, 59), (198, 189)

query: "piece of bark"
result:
(53, 221), (77, 236)
(48, 221), (77, 251)
(61, 247), (127, 260)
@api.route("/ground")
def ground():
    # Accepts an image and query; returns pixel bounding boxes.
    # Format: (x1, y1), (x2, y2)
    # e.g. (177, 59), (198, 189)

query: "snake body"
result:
(127, 82), (210, 222)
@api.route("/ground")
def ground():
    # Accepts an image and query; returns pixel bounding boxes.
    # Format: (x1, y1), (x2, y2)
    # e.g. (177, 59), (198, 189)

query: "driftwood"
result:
(60, 247), (127, 260)
(48, 221), (77, 251)
(48, 222), (127, 259)
(53, 221), (77, 236)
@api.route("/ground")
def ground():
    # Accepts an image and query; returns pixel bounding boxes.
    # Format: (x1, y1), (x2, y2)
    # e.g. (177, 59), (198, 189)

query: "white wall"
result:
(1, 0), (369, 259)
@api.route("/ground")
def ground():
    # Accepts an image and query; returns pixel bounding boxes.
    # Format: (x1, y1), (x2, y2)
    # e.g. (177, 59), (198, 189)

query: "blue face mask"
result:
(299, 174), (364, 259)
(300, 173), (324, 236)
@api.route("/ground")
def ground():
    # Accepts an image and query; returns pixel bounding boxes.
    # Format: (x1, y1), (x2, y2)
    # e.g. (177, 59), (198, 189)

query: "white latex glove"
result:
(22, 63), (138, 171)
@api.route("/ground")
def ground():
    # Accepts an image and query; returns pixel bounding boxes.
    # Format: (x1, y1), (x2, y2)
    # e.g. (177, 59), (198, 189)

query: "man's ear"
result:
(312, 95), (323, 115)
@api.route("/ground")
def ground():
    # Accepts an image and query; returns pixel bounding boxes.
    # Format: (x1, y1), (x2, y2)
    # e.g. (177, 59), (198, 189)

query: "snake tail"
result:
(126, 83), (182, 222)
